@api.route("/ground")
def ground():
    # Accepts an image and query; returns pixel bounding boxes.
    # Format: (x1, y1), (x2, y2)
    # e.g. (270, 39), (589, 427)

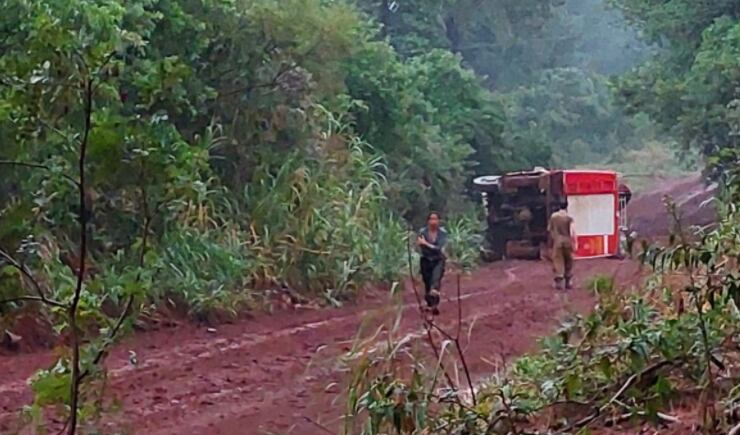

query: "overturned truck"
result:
(473, 168), (632, 262)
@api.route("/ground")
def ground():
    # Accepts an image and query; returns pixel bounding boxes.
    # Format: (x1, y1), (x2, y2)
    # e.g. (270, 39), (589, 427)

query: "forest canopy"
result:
(613, 0), (740, 172)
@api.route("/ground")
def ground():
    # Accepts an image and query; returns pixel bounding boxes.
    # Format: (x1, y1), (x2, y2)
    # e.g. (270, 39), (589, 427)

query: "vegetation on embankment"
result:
(0, 0), (495, 325)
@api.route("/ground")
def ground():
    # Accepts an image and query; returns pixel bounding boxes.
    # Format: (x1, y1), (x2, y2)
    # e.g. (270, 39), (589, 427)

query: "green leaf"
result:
(564, 373), (582, 398)
(29, 365), (71, 406)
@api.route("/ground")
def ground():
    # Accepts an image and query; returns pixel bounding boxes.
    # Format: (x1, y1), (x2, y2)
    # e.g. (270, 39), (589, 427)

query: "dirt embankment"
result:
(628, 173), (716, 237)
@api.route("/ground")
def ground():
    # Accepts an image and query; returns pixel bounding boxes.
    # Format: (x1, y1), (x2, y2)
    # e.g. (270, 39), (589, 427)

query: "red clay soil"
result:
(628, 173), (716, 237)
(0, 175), (714, 434)
(0, 259), (643, 434)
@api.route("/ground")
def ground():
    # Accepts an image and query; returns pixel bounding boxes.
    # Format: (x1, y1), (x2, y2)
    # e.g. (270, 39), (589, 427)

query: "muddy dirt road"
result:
(0, 174), (711, 434)
(0, 259), (641, 434)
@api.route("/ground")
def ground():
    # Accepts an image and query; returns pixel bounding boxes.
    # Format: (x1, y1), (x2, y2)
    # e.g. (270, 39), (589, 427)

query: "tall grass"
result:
(242, 136), (406, 300)
(138, 110), (413, 314)
(153, 228), (254, 318)
(444, 214), (484, 271)
(77, 108), (482, 318)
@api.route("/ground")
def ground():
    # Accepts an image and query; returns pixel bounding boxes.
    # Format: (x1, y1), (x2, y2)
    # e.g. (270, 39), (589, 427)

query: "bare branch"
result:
(557, 359), (678, 433)
(456, 274), (462, 340)
(67, 75), (94, 435)
(0, 295), (65, 308)
(0, 248), (66, 308)
(0, 160), (79, 187)
(94, 51), (118, 76)
(79, 167), (151, 383)
(219, 63), (297, 99)
(36, 118), (75, 143)
(78, 294), (134, 384)
(302, 416), (334, 435)
(454, 275), (476, 406)
(92, 51), (119, 93)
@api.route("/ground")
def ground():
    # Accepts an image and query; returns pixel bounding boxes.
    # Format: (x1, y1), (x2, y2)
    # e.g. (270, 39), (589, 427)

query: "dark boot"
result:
(565, 277), (573, 290)
(424, 290), (441, 315)
(553, 278), (564, 290)
(426, 289), (440, 308)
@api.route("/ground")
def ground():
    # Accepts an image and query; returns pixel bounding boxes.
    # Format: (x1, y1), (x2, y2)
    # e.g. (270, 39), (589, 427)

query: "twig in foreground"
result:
(557, 359), (677, 433)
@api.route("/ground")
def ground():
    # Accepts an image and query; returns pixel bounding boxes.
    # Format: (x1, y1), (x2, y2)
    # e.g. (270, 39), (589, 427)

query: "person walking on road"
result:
(417, 212), (448, 315)
(548, 203), (576, 290)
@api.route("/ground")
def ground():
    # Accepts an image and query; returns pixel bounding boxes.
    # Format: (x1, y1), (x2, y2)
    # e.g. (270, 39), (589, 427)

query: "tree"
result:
(0, 0), (204, 431)
(354, 0), (657, 174)
(612, 0), (740, 172)
(344, 42), (530, 217)
(499, 67), (646, 167)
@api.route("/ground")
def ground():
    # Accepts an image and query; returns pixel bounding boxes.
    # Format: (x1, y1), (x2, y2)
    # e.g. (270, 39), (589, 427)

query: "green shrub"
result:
(153, 228), (253, 318)
(444, 214), (484, 272)
(586, 274), (615, 294)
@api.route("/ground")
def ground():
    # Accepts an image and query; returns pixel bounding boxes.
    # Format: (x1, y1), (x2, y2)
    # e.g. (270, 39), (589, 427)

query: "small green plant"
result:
(586, 274), (615, 294)
(444, 214), (484, 272)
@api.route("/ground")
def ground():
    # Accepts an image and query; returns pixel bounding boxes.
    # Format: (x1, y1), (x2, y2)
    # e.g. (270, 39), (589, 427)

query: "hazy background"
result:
(362, 0), (696, 188)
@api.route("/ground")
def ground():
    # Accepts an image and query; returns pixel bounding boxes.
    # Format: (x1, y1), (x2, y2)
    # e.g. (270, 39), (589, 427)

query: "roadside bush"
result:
(444, 214), (484, 272)
(153, 228), (254, 318)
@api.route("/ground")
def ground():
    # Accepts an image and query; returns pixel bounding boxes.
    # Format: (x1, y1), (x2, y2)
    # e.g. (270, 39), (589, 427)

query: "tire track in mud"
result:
(0, 272), (511, 397)
(143, 268), (529, 434)
(120, 265), (529, 433)
(0, 266), (523, 398)
(0, 260), (640, 434)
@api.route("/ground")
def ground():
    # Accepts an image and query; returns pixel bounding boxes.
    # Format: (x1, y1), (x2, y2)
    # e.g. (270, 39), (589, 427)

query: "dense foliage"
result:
(358, 0), (648, 86)
(358, 0), (675, 169)
(613, 0), (740, 171)
(0, 0), (513, 319)
(499, 67), (655, 166)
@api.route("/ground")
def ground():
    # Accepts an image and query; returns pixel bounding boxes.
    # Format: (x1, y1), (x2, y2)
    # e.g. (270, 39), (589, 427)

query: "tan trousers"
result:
(552, 245), (574, 280)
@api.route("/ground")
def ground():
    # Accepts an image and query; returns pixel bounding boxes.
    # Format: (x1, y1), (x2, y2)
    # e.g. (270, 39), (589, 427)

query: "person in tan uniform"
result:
(548, 203), (576, 290)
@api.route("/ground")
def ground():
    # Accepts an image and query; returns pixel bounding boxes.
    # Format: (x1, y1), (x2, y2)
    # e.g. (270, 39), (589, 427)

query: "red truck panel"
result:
(563, 171), (619, 259)
(564, 170), (617, 195)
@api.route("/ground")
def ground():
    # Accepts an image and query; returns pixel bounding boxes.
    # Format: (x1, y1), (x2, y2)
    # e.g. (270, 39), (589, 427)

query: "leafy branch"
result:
(0, 49), (136, 435)
(0, 160), (80, 187)
(0, 247), (66, 308)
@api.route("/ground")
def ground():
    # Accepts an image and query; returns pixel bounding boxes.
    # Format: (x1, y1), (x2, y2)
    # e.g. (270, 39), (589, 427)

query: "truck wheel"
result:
(480, 247), (502, 262)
